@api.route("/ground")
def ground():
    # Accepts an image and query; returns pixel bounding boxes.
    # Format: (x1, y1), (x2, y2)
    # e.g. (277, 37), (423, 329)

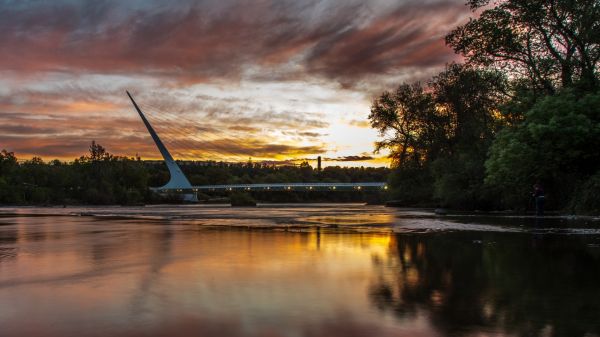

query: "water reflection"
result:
(0, 209), (599, 337)
(370, 233), (600, 337)
(0, 227), (17, 260)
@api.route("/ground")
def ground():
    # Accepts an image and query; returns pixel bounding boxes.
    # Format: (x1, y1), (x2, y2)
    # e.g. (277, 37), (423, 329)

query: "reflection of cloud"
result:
(2, 312), (436, 337)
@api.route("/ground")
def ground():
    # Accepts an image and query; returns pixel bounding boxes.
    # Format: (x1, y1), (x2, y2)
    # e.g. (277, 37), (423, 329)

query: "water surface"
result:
(1, 205), (599, 337)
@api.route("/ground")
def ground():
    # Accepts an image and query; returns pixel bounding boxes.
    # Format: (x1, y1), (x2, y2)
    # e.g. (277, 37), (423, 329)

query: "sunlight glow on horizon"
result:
(0, 0), (471, 167)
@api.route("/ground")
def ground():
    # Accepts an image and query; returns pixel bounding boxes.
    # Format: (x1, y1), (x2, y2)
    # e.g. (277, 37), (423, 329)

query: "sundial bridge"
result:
(126, 91), (387, 201)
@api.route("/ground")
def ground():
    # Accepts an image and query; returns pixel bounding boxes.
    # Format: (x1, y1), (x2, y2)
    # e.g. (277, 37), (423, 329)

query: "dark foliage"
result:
(370, 64), (508, 209)
(447, 0), (600, 93)
(370, 233), (600, 336)
(0, 143), (390, 205)
(372, 0), (600, 212)
(0, 143), (149, 205)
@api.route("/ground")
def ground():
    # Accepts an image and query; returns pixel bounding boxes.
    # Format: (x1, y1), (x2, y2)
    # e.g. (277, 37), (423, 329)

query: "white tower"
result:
(127, 91), (197, 202)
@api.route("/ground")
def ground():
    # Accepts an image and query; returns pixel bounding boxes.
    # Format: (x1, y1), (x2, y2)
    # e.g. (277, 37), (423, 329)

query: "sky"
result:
(0, 0), (471, 167)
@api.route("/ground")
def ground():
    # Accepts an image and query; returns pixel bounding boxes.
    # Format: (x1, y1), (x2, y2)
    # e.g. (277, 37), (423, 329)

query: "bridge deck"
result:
(153, 182), (387, 192)
(128, 92), (387, 196)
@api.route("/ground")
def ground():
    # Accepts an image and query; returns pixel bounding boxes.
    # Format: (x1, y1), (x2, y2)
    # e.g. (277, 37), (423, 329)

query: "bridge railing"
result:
(153, 182), (387, 193)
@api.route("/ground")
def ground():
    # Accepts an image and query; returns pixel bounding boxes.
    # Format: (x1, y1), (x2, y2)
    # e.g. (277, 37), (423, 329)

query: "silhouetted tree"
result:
(447, 0), (600, 93)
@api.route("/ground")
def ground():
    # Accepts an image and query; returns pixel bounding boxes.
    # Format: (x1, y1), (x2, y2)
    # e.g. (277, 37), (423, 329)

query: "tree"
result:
(485, 90), (600, 209)
(0, 150), (19, 203)
(369, 0), (600, 210)
(370, 64), (508, 208)
(447, 0), (600, 93)
(369, 83), (439, 167)
(0, 149), (17, 174)
(429, 64), (508, 208)
(85, 140), (112, 162)
(431, 64), (507, 148)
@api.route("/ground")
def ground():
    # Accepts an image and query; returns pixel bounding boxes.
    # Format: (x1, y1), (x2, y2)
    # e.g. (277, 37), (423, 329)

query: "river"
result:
(1, 205), (599, 337)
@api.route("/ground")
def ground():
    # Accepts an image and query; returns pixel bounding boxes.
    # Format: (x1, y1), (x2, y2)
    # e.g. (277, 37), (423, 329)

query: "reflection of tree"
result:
(0, 226), (18, 261)
(370, 233), (600, 337)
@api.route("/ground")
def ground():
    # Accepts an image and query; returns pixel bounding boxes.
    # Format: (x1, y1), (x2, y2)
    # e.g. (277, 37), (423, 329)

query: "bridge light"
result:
(357, 186), (362, 190)
(309, 186), (313, 190)
(332, 186), (336, 190)
(383, 185), (388, 190)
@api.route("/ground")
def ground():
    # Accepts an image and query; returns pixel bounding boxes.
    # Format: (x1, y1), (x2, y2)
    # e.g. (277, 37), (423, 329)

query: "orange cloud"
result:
(0, 0), (470, 164)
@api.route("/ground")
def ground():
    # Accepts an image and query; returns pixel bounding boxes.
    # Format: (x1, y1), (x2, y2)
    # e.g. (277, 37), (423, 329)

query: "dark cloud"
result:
(280, 130), (327, 138)
(305, 2), (467, 86)
(0, 0), (469, 85)
(348, 119), (370, 128)
(161, 137), (326, 159)
(296, 131), (326, 138)
(0, 133), (156, 159)
(0, 85), (331, 160)
(139, 102), (330, 133)
(0, 124), (62, 135)
(326, 155), (375, 162)
(0, 0), (468, 163)
(1, 131), (325, 160)
(228, 125), (261, 133)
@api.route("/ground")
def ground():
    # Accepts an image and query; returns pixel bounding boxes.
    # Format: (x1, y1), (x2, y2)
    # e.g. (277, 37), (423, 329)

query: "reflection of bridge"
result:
(127, 91), (387, 200)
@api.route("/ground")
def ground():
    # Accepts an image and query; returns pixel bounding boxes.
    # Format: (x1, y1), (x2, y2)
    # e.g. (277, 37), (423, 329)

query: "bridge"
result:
(126, 91), (387, 201)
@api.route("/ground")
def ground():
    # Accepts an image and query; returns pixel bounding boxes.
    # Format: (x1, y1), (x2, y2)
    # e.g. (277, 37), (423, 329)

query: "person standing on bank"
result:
(532, 183), (545, 216)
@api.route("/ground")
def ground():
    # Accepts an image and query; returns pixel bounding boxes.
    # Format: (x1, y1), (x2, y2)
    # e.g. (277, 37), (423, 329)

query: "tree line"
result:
(0, 142), (150, 205)
(370, 0), (600, 212)
(0, 142), (389, 205)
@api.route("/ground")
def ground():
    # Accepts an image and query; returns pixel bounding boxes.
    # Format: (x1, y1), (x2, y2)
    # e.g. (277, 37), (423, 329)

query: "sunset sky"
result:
(0, 0), (470, 167)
